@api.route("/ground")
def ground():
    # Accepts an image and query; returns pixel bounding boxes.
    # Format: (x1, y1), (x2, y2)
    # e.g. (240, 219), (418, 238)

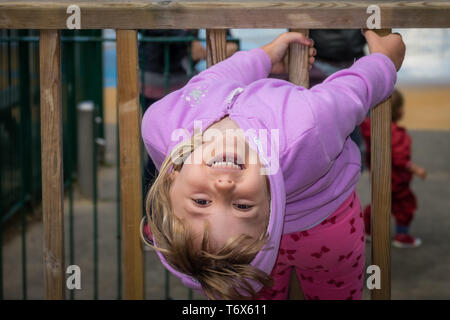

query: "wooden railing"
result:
(1, 0), (449, 300)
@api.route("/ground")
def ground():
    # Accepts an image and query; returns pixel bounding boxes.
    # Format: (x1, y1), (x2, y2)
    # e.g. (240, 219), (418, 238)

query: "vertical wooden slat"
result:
(39, 29), (65, 300)
(206, 29), (227, 68)
(288, 29), (310, 88)
(287, 28), (309, 300)
(371, 29), (392, 300)
(116, 29), (144, 300)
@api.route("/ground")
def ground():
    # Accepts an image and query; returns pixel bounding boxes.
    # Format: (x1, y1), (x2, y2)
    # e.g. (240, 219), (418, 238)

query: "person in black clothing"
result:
(309, 29), (366, 76)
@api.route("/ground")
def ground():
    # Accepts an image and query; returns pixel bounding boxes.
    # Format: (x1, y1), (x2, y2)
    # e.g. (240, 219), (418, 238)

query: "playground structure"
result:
(1, 0), (449, 300)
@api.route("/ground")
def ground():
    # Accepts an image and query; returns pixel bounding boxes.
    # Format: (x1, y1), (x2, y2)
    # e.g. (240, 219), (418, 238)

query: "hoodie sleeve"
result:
(303, 53), (397, 161)
(195, 47), (272, 85)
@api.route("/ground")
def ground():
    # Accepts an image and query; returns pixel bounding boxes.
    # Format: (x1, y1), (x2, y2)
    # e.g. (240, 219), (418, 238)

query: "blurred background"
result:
(0, 28), (449, 300)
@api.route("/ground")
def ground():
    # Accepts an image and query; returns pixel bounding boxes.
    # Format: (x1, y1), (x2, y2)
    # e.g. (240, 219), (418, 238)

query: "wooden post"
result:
(39, 29), (65, 300)
(288, 29), (310, 88)
(287, 28), (310, 300)
(206, 29), (227, 68)
(116, 29), (144, 300)
(371, 29), (392, 300)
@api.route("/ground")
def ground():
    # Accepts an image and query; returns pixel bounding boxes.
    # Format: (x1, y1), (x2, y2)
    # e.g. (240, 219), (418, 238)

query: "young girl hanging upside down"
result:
(140, 30), (406, 300)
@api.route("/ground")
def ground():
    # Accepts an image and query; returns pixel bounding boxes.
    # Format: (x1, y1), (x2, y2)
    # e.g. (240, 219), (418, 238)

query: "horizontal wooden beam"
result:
(1, 1), (449, 29)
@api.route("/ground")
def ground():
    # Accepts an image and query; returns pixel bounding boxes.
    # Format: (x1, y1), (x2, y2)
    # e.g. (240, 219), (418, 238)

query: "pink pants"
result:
(258, 190), (366, 300)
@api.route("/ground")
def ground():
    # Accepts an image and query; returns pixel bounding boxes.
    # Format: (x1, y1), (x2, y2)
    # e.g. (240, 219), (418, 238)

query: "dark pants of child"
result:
(363, 188), (417, 232)
(258, 190), (366, 300)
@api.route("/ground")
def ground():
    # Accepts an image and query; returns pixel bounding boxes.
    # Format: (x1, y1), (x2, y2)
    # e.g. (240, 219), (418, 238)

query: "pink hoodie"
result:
(141, 47), (397, 294)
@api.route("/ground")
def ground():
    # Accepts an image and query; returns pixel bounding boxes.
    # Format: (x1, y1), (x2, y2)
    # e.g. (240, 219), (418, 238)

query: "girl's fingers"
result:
(309, 47), (316, 57)
(309, 56), (315, 65)
(283, 32), (312, 46)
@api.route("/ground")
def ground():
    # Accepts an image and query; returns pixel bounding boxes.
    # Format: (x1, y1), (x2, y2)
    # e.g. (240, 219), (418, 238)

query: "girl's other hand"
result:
(261, 32), (316, 74)
(362, 29), (406, 71)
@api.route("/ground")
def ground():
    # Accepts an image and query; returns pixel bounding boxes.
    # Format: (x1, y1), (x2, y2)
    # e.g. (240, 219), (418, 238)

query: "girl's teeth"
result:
(211, 161), (241, 170)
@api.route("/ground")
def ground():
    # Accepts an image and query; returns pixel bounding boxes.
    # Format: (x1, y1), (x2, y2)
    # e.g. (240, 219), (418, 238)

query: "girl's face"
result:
(169, 132), (270, 251)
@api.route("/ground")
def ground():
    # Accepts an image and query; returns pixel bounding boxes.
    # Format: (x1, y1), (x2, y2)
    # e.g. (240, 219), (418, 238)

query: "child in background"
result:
(361, 89), (427, 248)
(141, 30), (405, 299)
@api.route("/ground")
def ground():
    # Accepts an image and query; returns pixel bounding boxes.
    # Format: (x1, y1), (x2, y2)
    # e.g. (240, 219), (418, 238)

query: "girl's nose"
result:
(214, 178), (235, 191)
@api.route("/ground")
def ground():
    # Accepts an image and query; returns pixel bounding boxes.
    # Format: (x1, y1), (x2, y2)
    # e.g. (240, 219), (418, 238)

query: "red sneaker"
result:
(392, 233), (422, 248)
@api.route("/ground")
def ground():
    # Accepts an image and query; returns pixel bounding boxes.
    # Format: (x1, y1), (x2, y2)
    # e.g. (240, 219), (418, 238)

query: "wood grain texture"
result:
(288, 29), (310, 88)
(116, 29), (144, 300)
(371, 28), (392, 301)
(39, 29), (65, 300)
(287, 28), (309, 300)
(1, 1), (450, 29)
(206, 29), (227, 68)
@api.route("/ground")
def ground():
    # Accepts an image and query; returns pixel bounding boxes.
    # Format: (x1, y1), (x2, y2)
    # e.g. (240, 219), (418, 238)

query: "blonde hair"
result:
(143, 136), (273, 300)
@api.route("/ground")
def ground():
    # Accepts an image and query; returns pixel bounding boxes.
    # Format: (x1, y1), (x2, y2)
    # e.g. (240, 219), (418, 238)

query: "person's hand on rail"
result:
(226, 41), (239, 58)
(192, 40), (207, 62)
(362, 29), (406, 72)
(408, 162), (427, 180)
(261, 31), (316, 74)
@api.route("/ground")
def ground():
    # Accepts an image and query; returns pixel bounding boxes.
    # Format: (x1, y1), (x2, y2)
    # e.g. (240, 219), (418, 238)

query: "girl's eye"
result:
(234, 203), (254, 210)
(192, 199), (211, 206)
